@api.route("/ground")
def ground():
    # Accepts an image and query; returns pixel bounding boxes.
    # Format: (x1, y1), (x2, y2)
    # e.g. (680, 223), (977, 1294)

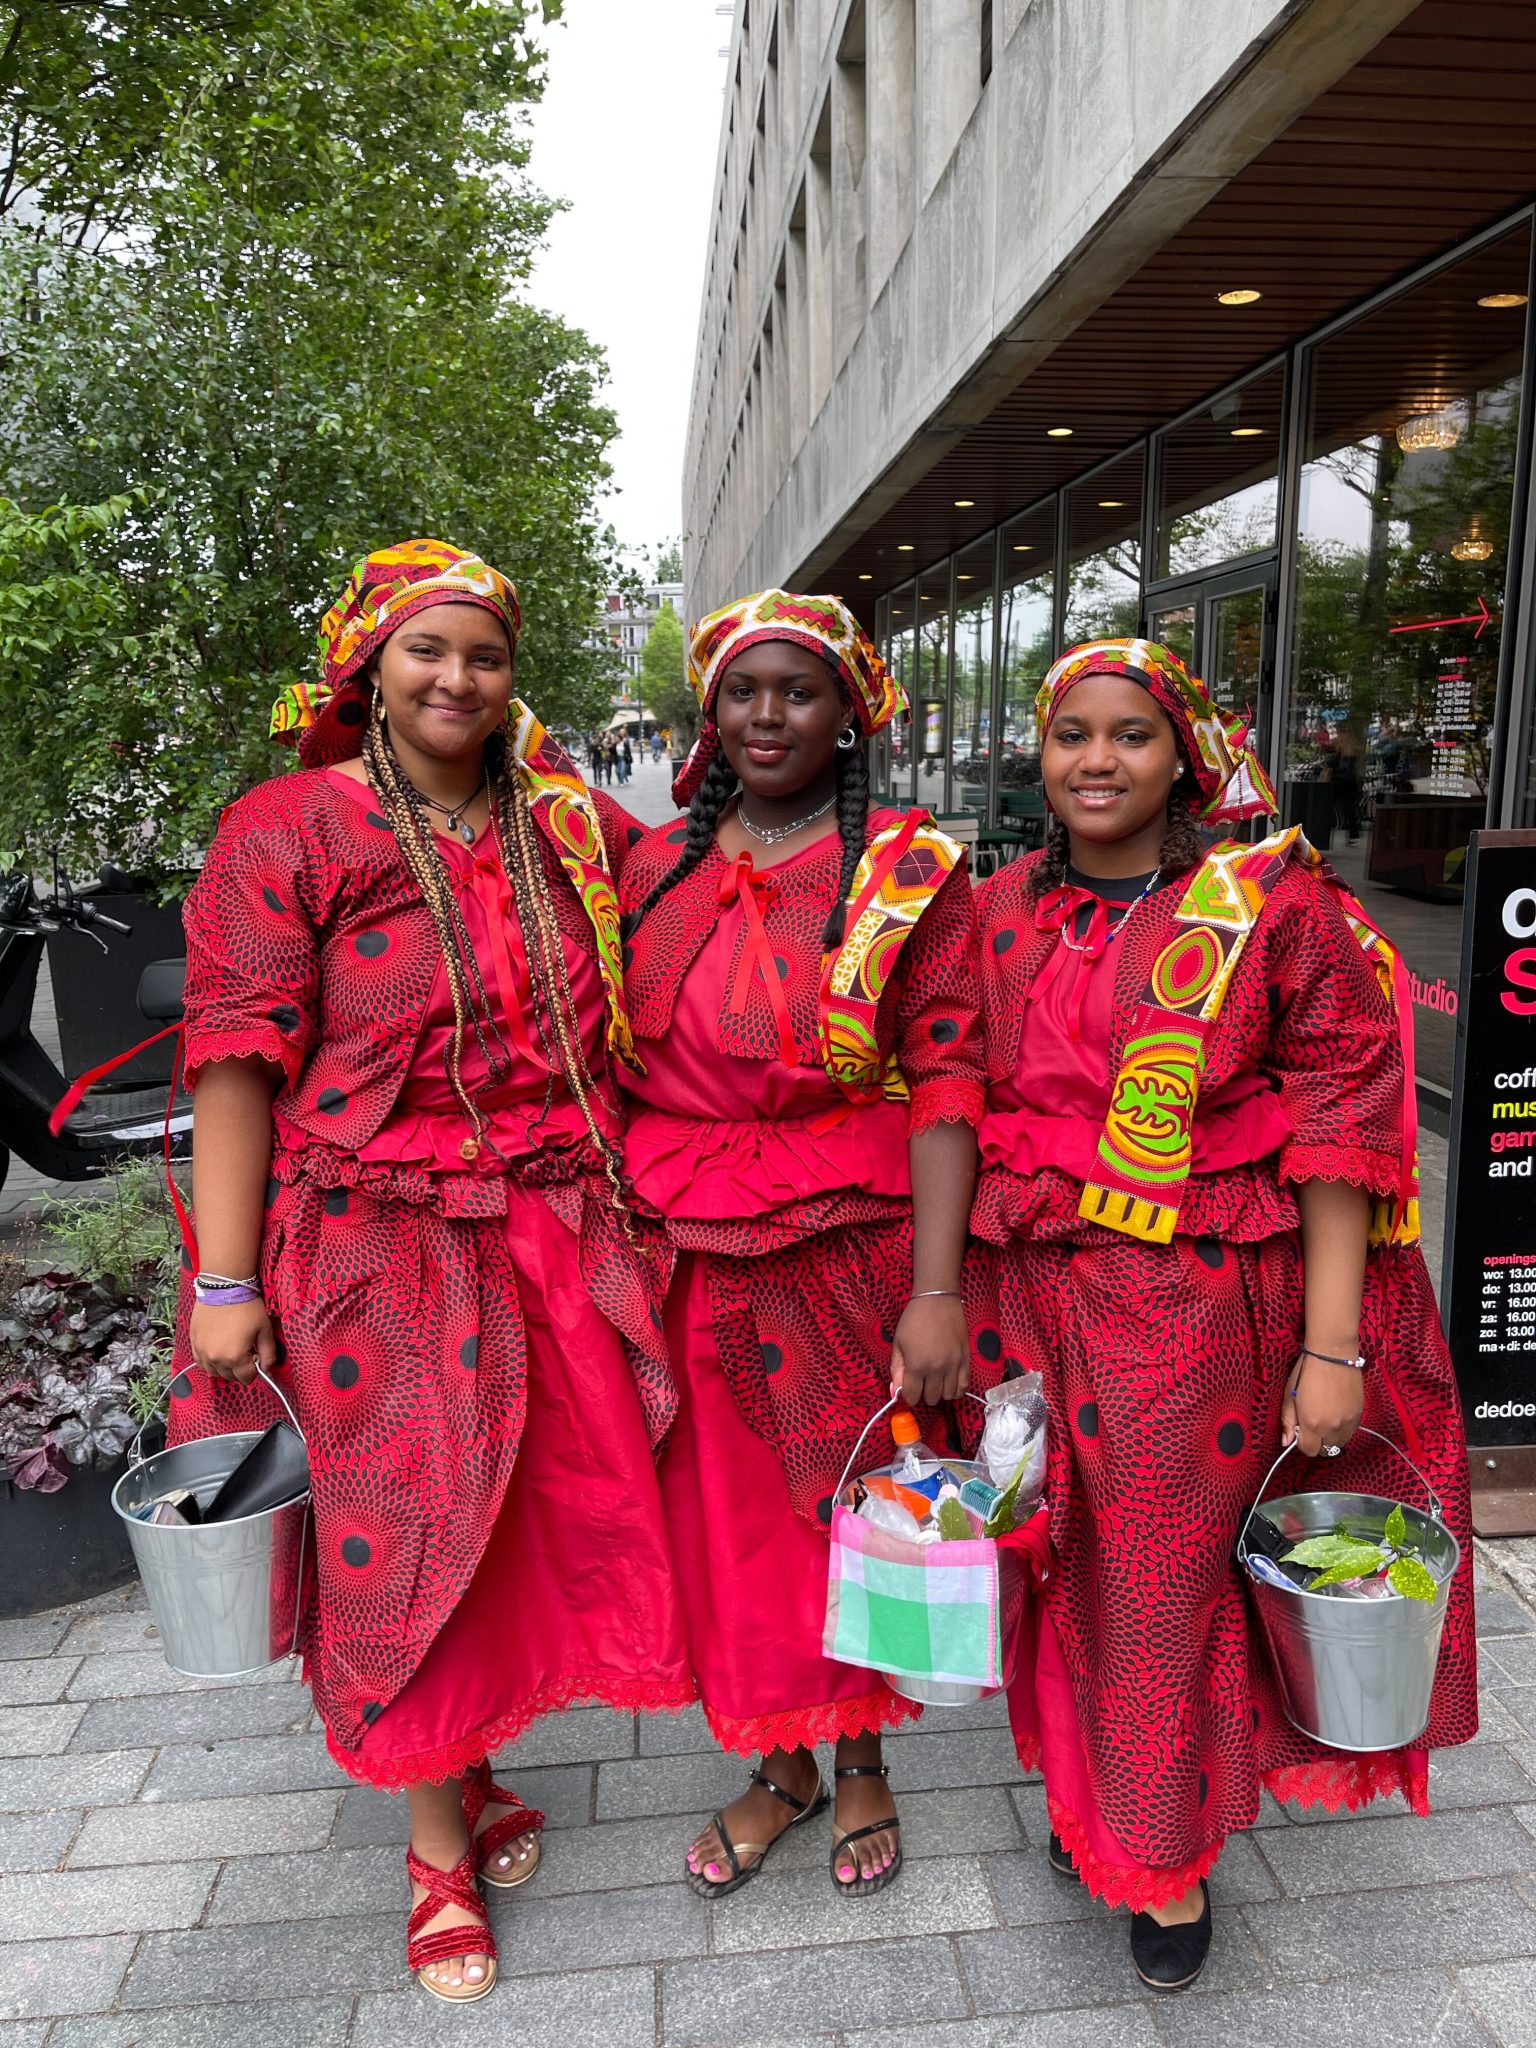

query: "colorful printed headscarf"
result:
(674, 588), (904, 806)
(1036, 637), (1277, 825)
(269, 538), (522, 767)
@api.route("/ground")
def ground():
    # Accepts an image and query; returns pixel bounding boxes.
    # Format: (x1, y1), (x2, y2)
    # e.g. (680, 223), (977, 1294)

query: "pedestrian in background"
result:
(967, 636), (1474, 1993)
(173, 540), (687, 2004)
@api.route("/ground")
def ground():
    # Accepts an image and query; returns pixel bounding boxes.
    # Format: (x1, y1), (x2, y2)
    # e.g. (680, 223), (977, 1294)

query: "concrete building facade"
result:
(684, 0), (1536, 1109)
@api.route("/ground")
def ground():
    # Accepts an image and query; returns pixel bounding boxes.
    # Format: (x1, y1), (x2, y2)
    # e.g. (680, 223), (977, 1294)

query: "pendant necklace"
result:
(735, 793), (836, 846)
(1059, 869), (1160, 953)
(406, 774), (489, 845)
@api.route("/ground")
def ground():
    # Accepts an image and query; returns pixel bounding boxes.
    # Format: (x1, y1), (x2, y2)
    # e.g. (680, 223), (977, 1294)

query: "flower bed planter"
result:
(1, 1457), (137, 1617)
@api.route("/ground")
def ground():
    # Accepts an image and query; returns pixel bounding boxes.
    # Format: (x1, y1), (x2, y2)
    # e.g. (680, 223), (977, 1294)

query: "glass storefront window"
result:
(1289, 221), (1532, 1092)
(950, 538), (996, 817)
(996, 503), (1056, 837)
(914, 564), (951, 811)
(1064, 449), (1144, 645)
(1156, 365), (1284, 579)
(886, 579), (918, 804)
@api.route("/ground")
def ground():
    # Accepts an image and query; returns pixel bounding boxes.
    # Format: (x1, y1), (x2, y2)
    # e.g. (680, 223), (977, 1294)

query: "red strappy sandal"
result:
(462, 1757), (546, 1890)
(405, 1843), (499, 2004)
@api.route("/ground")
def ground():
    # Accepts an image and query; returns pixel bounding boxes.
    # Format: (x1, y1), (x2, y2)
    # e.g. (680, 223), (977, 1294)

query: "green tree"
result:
(0, 0), (626, 874)
(637, 601), (694, 749)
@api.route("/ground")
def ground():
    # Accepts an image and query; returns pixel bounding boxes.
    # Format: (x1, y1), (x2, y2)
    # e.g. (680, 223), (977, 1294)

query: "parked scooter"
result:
(0, 862), (190, 1195)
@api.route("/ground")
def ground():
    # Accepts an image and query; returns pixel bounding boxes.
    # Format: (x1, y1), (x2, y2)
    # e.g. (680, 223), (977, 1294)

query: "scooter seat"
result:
(137, 958), (186, 1023)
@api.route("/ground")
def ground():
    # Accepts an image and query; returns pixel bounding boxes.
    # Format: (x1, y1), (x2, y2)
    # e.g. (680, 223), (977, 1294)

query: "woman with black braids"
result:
(171, 542), (688, 2003)
(618, 590), (988, 1899)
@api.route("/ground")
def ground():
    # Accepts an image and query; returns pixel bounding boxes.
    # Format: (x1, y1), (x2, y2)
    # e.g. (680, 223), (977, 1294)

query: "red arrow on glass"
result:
(1389, 596), (1492, 639)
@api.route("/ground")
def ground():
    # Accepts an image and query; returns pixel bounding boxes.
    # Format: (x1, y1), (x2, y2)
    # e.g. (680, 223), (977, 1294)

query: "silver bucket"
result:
(1238, 1425), (1459, 1753)
(111, 1368), (309, 1679)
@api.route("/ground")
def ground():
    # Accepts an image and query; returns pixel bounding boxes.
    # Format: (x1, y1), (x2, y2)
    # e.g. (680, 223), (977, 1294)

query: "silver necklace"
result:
(735, 793), (836, 846)
(1059, 870), (1160, 952)
(406, 774), (489, 844)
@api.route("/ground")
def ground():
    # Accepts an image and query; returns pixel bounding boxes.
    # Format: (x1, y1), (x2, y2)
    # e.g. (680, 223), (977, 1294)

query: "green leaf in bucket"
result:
(1387, 1555), (1438, 1603)
(1283, 1533), (1385, 1572)
(936, 1496), (973, 1542)
(1307, 1554), (1389, 1591)
(1384, 1504), (1408, 1550)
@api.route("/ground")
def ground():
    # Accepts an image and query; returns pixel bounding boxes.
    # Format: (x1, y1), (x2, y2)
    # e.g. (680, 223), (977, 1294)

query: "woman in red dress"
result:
(968, 637), (1475, 1991)
(172, 540), (688, 2002)
(619, 590), (988, 1898)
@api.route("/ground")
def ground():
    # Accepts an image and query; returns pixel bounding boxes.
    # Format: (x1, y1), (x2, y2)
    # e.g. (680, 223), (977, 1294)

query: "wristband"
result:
(908, 1288), (962, 1301)
(194, 1279), (263, 1307)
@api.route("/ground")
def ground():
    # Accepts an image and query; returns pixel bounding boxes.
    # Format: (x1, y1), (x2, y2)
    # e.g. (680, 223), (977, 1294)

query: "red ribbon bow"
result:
(719, 850), (798, 1068)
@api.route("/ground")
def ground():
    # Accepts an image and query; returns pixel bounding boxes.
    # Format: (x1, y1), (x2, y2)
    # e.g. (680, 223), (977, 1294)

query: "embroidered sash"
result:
(818, 812), (962, 1100)
(507, 700), (639, 1072)
(1080, 826), (1421, 1245)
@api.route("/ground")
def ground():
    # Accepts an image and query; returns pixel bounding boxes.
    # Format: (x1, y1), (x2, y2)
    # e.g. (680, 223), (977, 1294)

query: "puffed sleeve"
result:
(893, 860), (988, 1133)
(181, 789), (323, 1092)
(590, 788), (648, 880)
(1263, 875), (1407, 1196)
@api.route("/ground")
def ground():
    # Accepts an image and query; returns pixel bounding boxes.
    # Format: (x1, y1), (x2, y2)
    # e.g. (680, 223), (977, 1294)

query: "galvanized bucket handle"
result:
(1238, 1422), (1443, 1562)
(832, 1390), (989, 1505)
(130, 1360), (305, 1474)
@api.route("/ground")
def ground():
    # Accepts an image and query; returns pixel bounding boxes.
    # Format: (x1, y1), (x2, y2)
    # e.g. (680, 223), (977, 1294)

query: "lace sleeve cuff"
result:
(184, 1023), (305, 1093)
(1279, 1140), (1403, 1197)
(908, 1075), (987, 1135)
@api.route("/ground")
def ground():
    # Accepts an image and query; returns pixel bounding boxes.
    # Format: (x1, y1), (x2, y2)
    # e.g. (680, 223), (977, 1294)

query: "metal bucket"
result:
(1238, 1425), (1459, 1753)
(111, 1368), (309, 1679)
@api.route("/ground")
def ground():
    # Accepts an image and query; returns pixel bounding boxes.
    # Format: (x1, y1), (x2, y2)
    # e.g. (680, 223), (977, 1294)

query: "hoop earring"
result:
(836, 727), (858, 751)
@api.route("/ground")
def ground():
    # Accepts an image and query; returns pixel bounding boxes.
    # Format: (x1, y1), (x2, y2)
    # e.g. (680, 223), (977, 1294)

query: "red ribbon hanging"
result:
(719, 850), (799, 1068)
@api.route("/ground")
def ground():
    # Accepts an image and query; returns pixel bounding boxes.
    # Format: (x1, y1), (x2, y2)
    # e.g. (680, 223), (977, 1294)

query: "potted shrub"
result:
(0, 1161), (178, 1616)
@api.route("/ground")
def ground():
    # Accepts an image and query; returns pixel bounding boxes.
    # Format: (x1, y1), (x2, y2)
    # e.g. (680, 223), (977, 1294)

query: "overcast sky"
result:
(525, 1), (728, 565)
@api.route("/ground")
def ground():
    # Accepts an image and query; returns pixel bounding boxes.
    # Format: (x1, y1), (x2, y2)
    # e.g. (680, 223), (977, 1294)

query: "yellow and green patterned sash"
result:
(1080, 825), (1420, 1246)
(507, 701), (638, 1073)
(818, 812), (961, 1100)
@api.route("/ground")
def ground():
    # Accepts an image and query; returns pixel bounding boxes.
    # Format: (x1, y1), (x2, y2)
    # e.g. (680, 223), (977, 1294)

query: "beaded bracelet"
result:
(194, 1274), (263, 1307)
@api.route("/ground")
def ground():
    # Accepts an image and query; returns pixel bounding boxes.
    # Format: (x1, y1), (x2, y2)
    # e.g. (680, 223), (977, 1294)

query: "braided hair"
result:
(620, 748), (741, 941)
(361, 698), (632, 1227)
(821, 736), (870, 948)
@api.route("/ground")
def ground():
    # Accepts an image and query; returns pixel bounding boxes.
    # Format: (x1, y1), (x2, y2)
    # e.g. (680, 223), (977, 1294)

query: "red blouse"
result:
(618, 819), (985, 1223)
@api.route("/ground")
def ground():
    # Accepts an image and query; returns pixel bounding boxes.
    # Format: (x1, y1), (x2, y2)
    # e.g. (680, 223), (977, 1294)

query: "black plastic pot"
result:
(0, 1456), (141, 1617)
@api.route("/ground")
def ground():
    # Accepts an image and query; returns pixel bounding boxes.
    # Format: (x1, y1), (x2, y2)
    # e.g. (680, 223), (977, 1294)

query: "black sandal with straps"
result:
(684, 1764), (829, 1898)
(829, 1763), (903, 1898)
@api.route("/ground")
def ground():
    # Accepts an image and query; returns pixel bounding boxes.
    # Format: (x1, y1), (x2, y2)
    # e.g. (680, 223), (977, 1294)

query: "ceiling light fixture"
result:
(858, 573), (873, 581)
(1230, 426), (1263, 439)
(954, 498), (975, 507)
(1478, 292), (1528, 309)
(1396, 403), (1467, 455)
(1046, 426), (1073, 438)
(896, 543), (915, 551)
(957, 573), (974, 581)
(1451, 516), (1494, 563)
(1216, 288), (1262, 306)
(1098, 499), (1124, 508)
(1012, 544), (1033, 552)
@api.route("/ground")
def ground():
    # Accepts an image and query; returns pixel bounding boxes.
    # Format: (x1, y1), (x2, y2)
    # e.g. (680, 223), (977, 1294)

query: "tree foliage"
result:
(0, 0), (627, 873)
(637, 600), (694, 747)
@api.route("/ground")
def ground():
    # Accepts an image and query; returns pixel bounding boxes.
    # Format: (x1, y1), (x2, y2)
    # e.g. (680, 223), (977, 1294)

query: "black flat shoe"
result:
(1130, 1879), (1212, 1993)
(1046, 1830), (1079, 1880)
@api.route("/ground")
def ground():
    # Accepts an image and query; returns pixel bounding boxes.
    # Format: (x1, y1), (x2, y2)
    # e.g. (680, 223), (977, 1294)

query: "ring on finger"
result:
(1322, 1443), (1343, 1459)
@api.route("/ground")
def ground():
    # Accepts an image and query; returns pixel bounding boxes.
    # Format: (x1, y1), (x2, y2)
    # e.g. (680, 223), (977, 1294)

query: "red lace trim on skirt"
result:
(1039, 1746), (1429, 1912)
(703, 1687), (922, 1757)
(325, 1671), (697, 1792)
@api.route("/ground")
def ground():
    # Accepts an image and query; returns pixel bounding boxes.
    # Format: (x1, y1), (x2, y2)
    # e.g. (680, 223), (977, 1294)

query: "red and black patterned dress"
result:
(618, 812), (987, 1754)
(168, 767), (689, 1787)
(968, 852), (1476, 1909)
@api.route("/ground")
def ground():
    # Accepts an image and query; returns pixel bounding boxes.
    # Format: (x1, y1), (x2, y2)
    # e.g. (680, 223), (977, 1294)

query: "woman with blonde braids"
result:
(170, 540), (688, 2003)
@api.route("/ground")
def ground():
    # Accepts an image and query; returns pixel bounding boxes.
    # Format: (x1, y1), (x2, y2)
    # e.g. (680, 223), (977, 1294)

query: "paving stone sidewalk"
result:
(2, 1555), (1535, 2048)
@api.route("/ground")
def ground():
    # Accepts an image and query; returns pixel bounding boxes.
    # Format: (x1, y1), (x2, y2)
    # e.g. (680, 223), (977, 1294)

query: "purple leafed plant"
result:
(0, 1270), (154, 1491)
